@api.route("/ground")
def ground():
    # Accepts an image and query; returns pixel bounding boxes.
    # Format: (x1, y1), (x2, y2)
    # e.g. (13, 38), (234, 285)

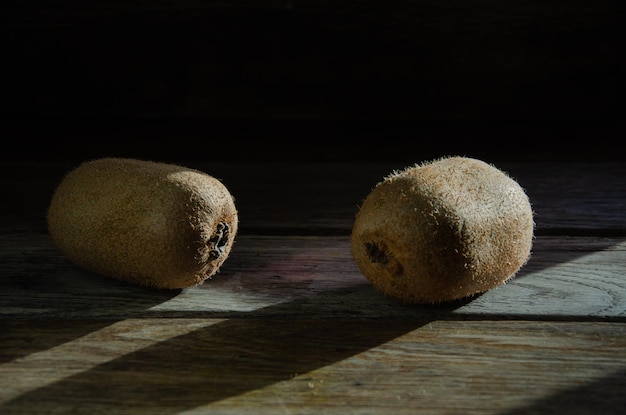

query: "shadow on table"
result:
(503, 368), (626, 415)
(0, 285), (465, 413)
(2, 239), (625, 413)
(0, 261), (180, 365)
(3, 282), (625, 414)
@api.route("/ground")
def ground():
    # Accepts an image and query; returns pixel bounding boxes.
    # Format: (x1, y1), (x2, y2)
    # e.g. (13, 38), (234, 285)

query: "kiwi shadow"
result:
(0, 285), (466, 414)
(0, 252), (180, 364)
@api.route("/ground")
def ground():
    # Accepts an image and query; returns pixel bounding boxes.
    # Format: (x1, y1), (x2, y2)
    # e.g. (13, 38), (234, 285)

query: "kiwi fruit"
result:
(351, 156), (534, 304)
(47, 157), (238, 289)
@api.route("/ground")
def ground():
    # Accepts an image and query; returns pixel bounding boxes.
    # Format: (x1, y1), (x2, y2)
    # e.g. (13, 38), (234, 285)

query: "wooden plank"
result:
(1, 160), (624, 415)
(0, 319), (624, 414)
(2, 233), (624, 319)
(1, 161), (626, 234)
(507, 162), (626, 233)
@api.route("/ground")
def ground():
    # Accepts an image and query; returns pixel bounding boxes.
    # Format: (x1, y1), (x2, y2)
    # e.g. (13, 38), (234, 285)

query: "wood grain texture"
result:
(1, 161), (625, 414)
(1, 161), (626, 234)
(1, 234), (624, 319)
(1, 319), (624, 414)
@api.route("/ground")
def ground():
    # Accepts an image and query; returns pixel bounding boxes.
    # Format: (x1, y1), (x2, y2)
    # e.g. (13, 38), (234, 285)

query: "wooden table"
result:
(1, 160), (625, 414)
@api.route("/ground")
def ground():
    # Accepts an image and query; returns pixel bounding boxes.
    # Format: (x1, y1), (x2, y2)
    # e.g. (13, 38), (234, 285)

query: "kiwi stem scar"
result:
(208, 222), (230, 259)
(365, 242), (388, 264)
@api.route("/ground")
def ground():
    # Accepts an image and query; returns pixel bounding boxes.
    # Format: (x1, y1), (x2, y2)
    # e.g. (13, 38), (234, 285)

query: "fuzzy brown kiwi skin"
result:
(47, 157), (239, 289)
(351, 156), (535, 305)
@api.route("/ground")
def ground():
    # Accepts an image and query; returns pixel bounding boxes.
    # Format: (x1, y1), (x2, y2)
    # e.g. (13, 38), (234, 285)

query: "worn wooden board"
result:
(1, 234), (624, 320)
(1, 319), (624, 414)
(1, 161), (626, 234)
(1, 161), (625, 415)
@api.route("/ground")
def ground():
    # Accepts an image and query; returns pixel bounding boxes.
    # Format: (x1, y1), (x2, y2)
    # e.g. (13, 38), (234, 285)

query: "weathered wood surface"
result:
(1, 234), (625, 320)
(1, 319), (624, 415)
(1, 161), (625, 414)
(2, 161), (626, 233)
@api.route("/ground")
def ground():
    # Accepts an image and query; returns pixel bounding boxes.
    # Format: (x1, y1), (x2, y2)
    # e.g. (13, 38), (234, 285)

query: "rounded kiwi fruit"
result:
(47, 157), (238, 289)
(351, 156), (534, 304)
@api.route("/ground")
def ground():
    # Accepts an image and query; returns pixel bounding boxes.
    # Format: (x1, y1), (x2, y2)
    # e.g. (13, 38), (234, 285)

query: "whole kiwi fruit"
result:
(47, 157), (238, 289)
(351, 156), (534, 304)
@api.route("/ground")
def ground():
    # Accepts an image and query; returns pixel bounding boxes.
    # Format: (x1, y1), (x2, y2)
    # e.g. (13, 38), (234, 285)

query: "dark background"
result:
(2, 1), (625, 163)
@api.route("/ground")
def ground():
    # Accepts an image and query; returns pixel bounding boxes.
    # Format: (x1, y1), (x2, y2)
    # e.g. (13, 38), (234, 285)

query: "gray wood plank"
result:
(2, 233), (624, 319)
(1, 319), (624, 414)
(1, 160), (624, 415)
(1, 161), (624, 235)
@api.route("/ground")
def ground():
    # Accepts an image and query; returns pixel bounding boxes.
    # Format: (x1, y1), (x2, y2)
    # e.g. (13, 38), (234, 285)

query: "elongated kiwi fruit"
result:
(351, 156), (534, 304)
(47, 157), (238, 289)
